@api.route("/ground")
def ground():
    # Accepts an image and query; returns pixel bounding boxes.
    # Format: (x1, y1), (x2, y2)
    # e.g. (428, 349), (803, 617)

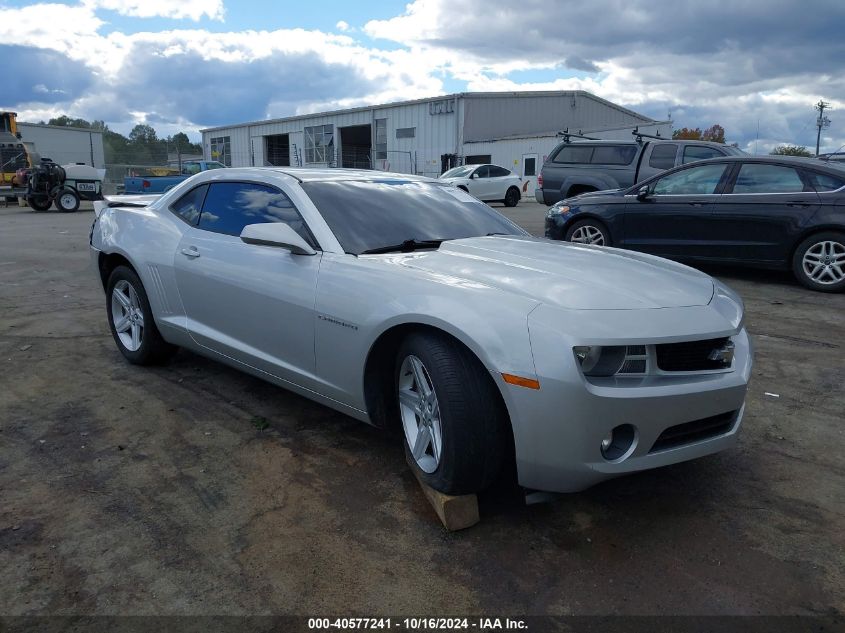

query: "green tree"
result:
(128, 124), (158, 145)
(770, 145), (812, 157)
(672, 124), (726, 143)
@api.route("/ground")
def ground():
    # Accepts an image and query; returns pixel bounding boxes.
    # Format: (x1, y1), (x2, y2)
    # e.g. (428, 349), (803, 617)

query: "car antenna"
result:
(821, 143), (845, 162)
(557, 128), (600, 143)
(632, 127), (663, 144)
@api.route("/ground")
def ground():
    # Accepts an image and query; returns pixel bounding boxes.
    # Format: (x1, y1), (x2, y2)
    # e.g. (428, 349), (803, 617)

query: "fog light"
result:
(600, 424), (637, 461)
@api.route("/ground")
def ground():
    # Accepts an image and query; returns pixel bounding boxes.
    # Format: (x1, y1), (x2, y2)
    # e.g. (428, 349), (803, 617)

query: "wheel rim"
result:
(397, 355), (443, 473)
(59, 193), (76, 209)
(802, 240), (845, 285)
(570, 225), (605, 245)
(111, 280), (144, 351)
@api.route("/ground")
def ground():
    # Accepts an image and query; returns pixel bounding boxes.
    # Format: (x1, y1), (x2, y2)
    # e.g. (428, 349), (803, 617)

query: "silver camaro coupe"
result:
(91, 168), (752, 497)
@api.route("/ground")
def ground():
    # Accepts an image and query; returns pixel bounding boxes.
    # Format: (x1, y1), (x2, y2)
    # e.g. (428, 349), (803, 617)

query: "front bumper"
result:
(499, 302), (752, 494)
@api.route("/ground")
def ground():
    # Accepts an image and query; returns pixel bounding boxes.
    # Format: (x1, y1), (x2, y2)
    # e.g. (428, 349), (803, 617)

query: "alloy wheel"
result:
(570, 225), (606, 246)
(111, 279), (145, 351)
(802, 240), (845, 285)
(397, 355), (443, 473)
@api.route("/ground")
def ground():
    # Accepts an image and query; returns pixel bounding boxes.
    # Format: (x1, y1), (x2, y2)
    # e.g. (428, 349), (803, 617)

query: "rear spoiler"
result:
(94, 193), (162, 217)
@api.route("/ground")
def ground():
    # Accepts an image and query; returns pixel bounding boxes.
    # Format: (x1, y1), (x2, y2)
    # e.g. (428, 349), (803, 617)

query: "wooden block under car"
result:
(410, 465), (480, 531)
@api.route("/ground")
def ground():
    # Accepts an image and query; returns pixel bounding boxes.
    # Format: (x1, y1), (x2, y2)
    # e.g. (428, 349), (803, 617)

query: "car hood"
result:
(373, 236), (715, 310)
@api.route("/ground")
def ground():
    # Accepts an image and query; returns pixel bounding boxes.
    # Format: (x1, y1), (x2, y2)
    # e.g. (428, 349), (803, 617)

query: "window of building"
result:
(523, 157), (536, 177)
(649, 144), (678, 170)
(731, 164), (806, 194)
(396, 127), (415, 139)
(197, 182), (313, 244)
(682, 145), (724, 164)
(210, 136), (231, 166)
(375, 119), (387, 160)
(304, 124), (334, 164)
(465, 154), (491, 165)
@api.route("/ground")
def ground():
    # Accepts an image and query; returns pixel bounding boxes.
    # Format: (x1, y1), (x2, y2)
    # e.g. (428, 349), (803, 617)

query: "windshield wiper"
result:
(359, 239), (446, 255)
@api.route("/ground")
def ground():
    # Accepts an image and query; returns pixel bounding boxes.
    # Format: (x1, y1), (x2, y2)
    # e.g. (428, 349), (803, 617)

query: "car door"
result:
(467, 165), (491, 199)
(622, 162), (731, 259)
(172, 180), (322, 385)
(488, 165), (515, 199)
(707, 162), (821, 263)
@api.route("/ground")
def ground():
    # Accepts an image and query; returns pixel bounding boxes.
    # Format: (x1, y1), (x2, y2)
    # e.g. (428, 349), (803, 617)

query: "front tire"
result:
(504, 186), (520, 207)
(26, 195), (51, 211)
(56, 189), (80, 213)
(106, 266), (177, 364)
(792, 232), (845, 292)
(395, 332), (507, 495)
(565, 219), (610, 246)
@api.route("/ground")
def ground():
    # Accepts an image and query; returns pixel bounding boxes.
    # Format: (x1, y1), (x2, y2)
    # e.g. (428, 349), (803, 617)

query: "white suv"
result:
(439, 163), (522, 206)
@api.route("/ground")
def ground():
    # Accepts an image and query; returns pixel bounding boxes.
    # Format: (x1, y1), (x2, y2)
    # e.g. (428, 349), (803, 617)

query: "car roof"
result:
(687, 155), (845, 174)
(218, 167), (438, 183)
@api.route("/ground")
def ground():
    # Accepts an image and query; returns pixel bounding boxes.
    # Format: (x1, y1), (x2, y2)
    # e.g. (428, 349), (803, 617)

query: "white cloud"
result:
(336, 20), (351, 32)
(82, 0), (224, 20)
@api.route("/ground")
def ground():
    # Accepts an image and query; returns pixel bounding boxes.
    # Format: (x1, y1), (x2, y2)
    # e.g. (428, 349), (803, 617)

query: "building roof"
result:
(18, 122), (104, 135)
(200, 90), (658, 134)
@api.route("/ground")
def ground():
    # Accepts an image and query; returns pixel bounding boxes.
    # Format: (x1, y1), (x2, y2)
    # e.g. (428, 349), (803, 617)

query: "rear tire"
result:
(504, 187), (520, 207)
(792, 232), (845, 292)
(565, 219), (610, 246)
(27, 195), (51, 211)
(106, 266), (177, 364)
(395, 331), (507, 495)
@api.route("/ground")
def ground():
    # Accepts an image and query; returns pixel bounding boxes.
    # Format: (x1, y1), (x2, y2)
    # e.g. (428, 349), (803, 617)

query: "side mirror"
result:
(240, 223), (316, 255)
(636, 185), (650, 201)
(470, 173), (478, 179)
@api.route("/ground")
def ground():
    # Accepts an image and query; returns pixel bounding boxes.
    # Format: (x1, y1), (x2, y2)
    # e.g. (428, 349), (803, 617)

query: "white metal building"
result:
(17, 122), (105, 168)
(200, 91), (670, 196)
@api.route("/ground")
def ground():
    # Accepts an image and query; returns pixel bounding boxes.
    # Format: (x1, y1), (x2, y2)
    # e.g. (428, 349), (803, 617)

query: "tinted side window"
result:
(489, 166), (511, 177)
(551, 146), (593, 164)
(649, 144), (678, 169)
(652, 164), (727, 195)
(732, 164), (805, 194)
(809, 171), (845, 192)
(474, 165), (491, 178)
(682, 145), (724, 164)
(170, 184), (208, 225)
(198, 182), (312, 243)
(591, 145), (637, 165)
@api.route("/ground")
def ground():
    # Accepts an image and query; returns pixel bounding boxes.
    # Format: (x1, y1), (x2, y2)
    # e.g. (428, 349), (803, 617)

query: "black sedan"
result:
(544, 156), (845, 292)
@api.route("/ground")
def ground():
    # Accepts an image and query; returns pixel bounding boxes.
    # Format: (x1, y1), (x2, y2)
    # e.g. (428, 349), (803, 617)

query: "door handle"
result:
(787, 201), (811, 208)
(687, 201), (708, 207)
(181, 247), (200, 258)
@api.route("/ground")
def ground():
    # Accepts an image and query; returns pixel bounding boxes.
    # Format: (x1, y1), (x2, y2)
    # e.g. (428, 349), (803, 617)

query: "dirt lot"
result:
(1, 200), (843, 617)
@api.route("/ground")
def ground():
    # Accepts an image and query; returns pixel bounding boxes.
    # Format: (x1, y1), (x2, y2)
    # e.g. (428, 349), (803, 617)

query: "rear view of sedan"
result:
(545, 156), (845, 292)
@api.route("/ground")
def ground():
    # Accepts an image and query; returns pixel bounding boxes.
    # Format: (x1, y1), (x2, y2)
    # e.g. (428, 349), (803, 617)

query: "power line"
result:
(815, 100), (832, 156)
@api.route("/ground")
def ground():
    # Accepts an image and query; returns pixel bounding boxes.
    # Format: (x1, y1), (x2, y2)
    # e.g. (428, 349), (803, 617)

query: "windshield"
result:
(301, 180), (527, 255)
(439, 166), (475, 178)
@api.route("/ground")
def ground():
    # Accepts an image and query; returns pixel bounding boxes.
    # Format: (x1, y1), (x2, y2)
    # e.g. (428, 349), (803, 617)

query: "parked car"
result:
(123, 160), (225, 194)
(545, 156), (845, 292)
(535, 139), (744, 205)
(439, 163), (522, 206)
(91, 168), (751, 497)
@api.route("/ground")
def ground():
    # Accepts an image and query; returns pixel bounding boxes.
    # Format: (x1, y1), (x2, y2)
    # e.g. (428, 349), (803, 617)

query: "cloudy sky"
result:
(1, 0), (843, 154)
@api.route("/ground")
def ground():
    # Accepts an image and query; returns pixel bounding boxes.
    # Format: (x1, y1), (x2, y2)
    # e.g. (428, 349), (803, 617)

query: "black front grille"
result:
(650, 411), (736, 453)
(656, 337), (731, 371)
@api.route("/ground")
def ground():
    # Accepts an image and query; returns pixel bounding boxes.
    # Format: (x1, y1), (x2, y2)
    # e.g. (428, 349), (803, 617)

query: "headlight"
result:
(546, 204), (570, 217)
(573, 345), (628, 376)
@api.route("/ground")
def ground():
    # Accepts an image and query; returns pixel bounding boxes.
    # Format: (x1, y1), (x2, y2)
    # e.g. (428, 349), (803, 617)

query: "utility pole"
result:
(815, 100), (831, 156)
